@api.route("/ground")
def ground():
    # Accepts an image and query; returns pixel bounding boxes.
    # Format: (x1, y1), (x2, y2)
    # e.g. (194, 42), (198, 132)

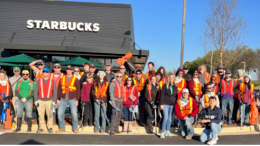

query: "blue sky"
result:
(64, 0), (260, 73)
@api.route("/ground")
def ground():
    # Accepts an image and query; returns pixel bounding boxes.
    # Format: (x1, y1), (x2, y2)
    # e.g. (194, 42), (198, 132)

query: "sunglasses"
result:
(43, 71), (49, 73)
(38, 64), (44, 66)
(194, 74), (198, 75)
(74, 70), (79, 72)
(54, 67), (60, 69)
(207, 87), (212, 89)
(212, 79), (216, 81)
(120, 68), (125, 69)
(22, 74), (29, 76)
(136, 73), (141, 75)
(117, 76), (122, 78)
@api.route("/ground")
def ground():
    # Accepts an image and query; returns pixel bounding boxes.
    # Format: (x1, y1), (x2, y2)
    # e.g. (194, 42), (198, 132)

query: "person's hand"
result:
(101, 102), (106, 107)
(115, 107), (119, 114)
(75, 100), (78, 107)
(57, 100), (60, 106)
(240, 101), (243, 105)
(184, 116), (189, 120)
(152, 103), (157, 109)
(160, 105), (164, 110)
(34, 101), (39, 106)
(52, 102), (55, 105)
(83, 82), (87, 84)
(96, 100), (100, 105)
(201, 120), (207, 123)
(21, 98), (27, 102)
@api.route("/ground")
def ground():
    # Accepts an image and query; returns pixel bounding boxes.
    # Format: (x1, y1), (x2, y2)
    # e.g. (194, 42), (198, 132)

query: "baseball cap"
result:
(97, 70), (106, 76)
(53, 63), (61, 67)
(193, 70), (198, 74)
(182, 88), (189, 93)
(244, 75), (251, 79)
(135, 64), (141, 68)
(90, 64), (96, 68)
(237, 69), (244, 73)
(217, 65), (224, 69)
(22, 70), (29, 74)
(42, 67), (50, 73)
(183, 66), (189, 70)
(66, 65), (73, 70)
(13, 67), (20, 72)
(226, 70), (232, 74)
(105, 62), (111, 66)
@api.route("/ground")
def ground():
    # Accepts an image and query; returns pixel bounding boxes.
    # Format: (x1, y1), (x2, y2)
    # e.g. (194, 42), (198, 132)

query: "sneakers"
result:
(56, 129), (65, 133)
(83, 122), (88, 127)
(160, 133), (165, 139)
(48, 128), (53, 133)
(207, 139), (217, 145)
(165, 131), (173, 137)
(100, 130), (105, 133)
(185, 135), (192, 140)
(73, 129), (79, 133)
(94, 130), (99, 133)
(115, 130), (121, 134)
(127, 130), (132, 134)
(37, 129), (44, 133)
(110, 131), (115, 136)
(121, 130), (127, 133)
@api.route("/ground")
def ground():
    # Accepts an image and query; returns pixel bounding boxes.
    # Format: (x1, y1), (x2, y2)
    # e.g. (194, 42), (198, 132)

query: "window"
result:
(52, 56), (70, 63)
(89, 58), (104, 66)
(111, 59), (119, 68)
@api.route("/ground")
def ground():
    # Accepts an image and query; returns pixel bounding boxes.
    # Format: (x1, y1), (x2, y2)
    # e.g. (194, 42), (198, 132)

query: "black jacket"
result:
(160, 84), (177, 106)
(145, 84), (159, 104)
(201, 106), (223, 129)
(184, 73), (192, 84)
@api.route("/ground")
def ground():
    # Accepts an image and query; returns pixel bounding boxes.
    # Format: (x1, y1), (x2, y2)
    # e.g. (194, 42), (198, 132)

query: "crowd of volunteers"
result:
(0, 59), (260, 145)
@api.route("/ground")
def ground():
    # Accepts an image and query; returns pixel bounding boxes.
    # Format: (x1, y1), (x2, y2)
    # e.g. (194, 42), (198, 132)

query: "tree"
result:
(254, 48), (260, 80)
(199, 0), (249, 68)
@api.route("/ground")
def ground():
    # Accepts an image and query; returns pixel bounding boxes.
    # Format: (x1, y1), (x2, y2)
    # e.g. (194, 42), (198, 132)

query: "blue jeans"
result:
(123, 107), (133, 121)
(16, 99), (33, 118)
(94, 102), (107, 131)
(200, 123), (222, 142)
(221, 98), (233, 123)
(179, 117), (194, 137)
(58, 99), (78, 130)
(162, 105), (173, 132)
(171, 106), (179, 126)
(240, 103), (250, 124)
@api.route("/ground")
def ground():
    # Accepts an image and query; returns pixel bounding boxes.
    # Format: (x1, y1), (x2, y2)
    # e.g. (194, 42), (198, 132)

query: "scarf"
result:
(0, 79), (7, 86)
(180, 97), (189, 107)
(207, 91), (215, 96)
(170, 85), (173, 94)
(74, 74), (81, 80)
(176, 76), (182, 83)
(193, 78), (199, 83)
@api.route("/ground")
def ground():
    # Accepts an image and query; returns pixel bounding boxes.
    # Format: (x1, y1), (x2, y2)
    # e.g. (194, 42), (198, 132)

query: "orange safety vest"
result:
(80, 72), (84, 76)
(158, 81), (163, 91)
(221, 79), (234, 94)
(161, 76), (167, 84)
(176, 78), (185, 94)
(36, 70), (43, 79)
(50, 73), (64, 88)
(133, 73), (145, 79)
(61, 76), (77, 94)
(178, 97), (193, 117)
(39, 78), (54, 98)
(239, 83), (254, 100)
(18, 79), (33, 95)
(199, 72), (210, 84)
(123, 85), (136, 102)
(193, 81), (202, 95)
(234, 78), (244, 98)
(146, 84), (160, 101)
(113, 80), (125, 98)
(145, 70), (157, 81)
(94, 82), (109, 98)
(212, 85), (218, 94)
(133, 77), (145, 92)
(0, 80), (10, 97)
(204, 93), (216, 108)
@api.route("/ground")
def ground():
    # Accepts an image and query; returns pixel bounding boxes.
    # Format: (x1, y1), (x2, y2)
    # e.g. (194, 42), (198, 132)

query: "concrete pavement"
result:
(0, 133), (260, 145)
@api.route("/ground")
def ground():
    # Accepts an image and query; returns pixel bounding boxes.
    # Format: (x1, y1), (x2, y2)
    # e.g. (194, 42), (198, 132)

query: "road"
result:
(0, 133), (260, 145)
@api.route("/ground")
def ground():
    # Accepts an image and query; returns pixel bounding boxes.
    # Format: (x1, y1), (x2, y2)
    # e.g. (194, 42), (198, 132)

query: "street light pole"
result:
(180, 0), (186, 69)
(241, 62), (246, 72)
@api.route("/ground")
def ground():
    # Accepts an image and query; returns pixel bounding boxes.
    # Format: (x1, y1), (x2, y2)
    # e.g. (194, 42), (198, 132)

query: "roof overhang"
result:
(0, 43), (149, 70)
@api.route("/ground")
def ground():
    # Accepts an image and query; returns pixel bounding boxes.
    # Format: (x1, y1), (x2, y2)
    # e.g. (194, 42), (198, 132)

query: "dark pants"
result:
(123, 107), (133, 121)
(138, 97), (146, 124)
(145, 102), (154, 126)
(110, 100), (123, 132)
(83, 101), (93, 124)
(232, 98), (240, 122)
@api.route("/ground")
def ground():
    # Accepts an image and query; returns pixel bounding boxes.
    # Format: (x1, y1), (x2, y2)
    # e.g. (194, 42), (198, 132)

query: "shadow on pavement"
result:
(20, 139), (44, 145)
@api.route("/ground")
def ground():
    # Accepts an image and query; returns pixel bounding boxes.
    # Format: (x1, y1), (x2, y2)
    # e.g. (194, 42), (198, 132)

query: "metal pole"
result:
(241, 62), (246, 73)
(180, 0), (186, 69)
(210, 50), (213, 76)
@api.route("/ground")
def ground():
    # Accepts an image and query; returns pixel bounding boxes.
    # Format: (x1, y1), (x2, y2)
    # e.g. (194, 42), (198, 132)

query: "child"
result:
(81, 73), (94, 126)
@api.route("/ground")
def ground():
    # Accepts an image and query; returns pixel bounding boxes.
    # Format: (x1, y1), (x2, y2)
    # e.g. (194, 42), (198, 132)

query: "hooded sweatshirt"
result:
(238, 79), (255, 104)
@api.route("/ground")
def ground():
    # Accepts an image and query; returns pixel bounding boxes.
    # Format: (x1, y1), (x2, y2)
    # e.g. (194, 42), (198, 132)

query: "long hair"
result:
(124, 77), (135, 86)
(148, 76), (159, 90)
(94, 74), (108, 86)
(166, 74), (175, 89)
(158, 66), (166, 78)
(198, 64), (207, 73)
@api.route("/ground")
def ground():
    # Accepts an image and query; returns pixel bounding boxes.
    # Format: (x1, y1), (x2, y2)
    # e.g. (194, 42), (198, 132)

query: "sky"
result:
(64, 0), (260, 73)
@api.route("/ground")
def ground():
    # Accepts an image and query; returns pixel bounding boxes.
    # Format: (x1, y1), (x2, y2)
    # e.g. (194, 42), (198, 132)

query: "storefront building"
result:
(0, 0), (149, 74)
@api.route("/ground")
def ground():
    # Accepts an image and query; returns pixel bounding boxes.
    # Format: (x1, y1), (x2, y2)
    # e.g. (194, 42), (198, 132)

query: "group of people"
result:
(0, 59), (259, 145)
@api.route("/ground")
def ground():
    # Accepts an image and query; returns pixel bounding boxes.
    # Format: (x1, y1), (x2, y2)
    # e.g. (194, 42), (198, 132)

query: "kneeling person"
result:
(200, 96), (223, 145)
(175, 89), (198, 139)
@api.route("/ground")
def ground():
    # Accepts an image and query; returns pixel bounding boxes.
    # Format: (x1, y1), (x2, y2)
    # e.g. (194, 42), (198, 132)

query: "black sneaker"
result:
(83, 123), (88, 127)
(110, 131), (115, 136)
(37, 129), (44, 133)
(89, 123), (93, 127)
(48, 128), (53, 133)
